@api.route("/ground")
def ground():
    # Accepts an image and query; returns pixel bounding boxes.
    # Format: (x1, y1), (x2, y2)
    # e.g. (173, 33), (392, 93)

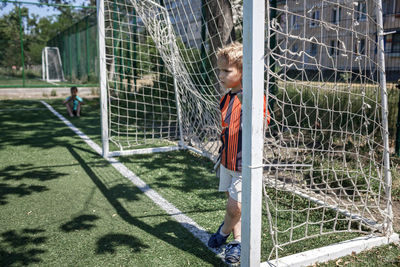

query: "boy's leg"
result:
(222, 170), (242, 264)
(221, 169), (242, 240)
(65, 103), (74, 117)
(223, 197), (242, 264)
(76, 103), (81, 117)
(208, 165), (233, 248)
(221, 196), (241, 241)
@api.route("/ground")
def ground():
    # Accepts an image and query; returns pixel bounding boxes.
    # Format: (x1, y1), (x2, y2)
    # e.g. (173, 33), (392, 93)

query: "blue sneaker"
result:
(225, 241), (241, 264)
(208, 222), (229, 248)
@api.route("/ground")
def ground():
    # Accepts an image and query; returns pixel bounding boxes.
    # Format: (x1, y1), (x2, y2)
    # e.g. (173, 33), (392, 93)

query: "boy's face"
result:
(71, 89), (78, 96)
(217, 57), (242, 92)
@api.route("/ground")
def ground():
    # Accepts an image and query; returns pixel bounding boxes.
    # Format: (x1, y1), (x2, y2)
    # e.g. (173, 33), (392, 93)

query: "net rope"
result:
(101, 0), (392, 261)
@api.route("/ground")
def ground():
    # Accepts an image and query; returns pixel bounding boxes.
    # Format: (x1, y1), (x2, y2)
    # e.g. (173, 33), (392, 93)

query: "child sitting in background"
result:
(64, 86), (83, 117)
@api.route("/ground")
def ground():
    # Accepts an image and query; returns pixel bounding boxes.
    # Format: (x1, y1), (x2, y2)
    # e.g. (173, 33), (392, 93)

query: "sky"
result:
(0, 0), (91, 18)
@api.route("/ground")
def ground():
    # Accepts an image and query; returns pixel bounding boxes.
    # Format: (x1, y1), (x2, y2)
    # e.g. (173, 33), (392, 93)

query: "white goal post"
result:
(97, 0), (397, 265)
(42, 47), (65, 83)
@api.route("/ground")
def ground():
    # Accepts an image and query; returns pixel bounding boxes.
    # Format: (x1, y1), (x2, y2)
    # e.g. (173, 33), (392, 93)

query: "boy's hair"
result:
(216, 42), (243, 71)
(70, 86), (78, 93)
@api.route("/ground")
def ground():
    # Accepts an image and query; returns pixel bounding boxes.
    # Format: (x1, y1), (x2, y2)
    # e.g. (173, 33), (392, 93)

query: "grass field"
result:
(0, 98), (399, 266)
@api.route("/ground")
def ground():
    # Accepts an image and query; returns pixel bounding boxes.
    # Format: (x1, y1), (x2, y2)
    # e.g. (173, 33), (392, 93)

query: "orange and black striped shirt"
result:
(219, 90), (270, 172)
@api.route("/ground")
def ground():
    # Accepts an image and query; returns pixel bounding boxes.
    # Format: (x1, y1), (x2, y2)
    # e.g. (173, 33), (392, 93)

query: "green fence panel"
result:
(46, 12), (98, 85)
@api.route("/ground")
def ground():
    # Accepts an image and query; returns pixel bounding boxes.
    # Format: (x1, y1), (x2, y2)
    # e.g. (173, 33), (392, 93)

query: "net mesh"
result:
(264, 0), (391, 256)
(101, 0), (392, 261)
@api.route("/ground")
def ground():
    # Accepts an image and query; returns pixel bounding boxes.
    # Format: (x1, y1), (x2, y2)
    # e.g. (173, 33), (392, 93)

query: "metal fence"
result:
(47, 12), (98, 84)
(0, 0), (97, 88)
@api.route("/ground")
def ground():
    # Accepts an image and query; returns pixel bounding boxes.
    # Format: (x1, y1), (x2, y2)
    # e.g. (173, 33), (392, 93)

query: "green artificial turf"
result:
(46, 98), (397, 260)
(0, 99), (223, 267)
(1, 98), (399, 266)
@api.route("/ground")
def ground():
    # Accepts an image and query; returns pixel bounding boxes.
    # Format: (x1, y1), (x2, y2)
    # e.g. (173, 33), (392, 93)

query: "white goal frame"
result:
(97, 0), (398, 266)
(41, 46), (65, 83)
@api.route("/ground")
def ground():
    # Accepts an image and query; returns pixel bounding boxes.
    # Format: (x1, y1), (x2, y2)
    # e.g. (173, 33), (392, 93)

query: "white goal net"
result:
(42, 47), (65, 82)
(98, 0), (395, 264)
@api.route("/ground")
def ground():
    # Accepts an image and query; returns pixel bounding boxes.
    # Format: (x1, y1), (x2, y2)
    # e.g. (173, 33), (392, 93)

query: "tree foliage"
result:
(0, 1), (93, 68)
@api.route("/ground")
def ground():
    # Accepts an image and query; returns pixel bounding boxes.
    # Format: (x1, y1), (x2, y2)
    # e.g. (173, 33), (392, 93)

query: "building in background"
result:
(275, 0), (400, 82)
(164, 0), (203, 49)
(382, 0), (400, 81)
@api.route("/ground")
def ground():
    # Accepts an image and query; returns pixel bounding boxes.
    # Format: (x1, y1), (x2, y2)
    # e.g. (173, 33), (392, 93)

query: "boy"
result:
(64, 86), (83, 117)
(208, 42), (269, 264)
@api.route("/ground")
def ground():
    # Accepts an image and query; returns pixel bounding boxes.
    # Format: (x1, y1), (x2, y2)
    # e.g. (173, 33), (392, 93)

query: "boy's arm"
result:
(76, 96), (84, 104)
(63, 96), (71, 104)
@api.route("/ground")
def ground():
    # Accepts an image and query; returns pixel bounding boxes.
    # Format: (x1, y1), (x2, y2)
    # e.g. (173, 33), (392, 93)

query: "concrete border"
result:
(262, 233), (399, 266)
(0, 87), (99, 99)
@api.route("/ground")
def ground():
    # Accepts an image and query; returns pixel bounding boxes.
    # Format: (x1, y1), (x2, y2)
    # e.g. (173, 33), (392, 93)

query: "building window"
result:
(292, 42), (299, 52)
(330, 40), (339, 56)
(277, 13), (282, 24)
(382, 0), (395, 15)
(332, 7), (341, 24)
(290, 14), (298, 30)
(310, 43), (318, 56)
(396, 0), (400, 14)
(357, 1), (367, 21)
(355, 39), (366, 55)
(310, 10), (320, 28)
(392, 33), (400, 53)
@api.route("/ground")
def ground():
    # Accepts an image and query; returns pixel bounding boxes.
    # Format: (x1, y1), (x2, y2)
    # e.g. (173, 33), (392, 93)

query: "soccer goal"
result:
(42, 47), (65, 83)
(97, 0), (397, 265)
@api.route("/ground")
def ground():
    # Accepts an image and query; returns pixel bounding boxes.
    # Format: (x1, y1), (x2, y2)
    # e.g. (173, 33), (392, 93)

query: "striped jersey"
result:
(219, 90), (270, 172)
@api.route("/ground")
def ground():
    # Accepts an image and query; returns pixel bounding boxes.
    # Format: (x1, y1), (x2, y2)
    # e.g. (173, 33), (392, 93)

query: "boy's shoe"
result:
(225, 241), (241, 264)
(208, 222), (229, 248)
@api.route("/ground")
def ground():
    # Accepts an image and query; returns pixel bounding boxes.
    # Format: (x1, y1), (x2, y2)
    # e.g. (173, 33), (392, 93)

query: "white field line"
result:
(40, 101), (221, 257)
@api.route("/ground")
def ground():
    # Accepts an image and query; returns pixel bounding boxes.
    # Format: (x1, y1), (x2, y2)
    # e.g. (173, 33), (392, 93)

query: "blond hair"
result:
(216, 42), (243, 71)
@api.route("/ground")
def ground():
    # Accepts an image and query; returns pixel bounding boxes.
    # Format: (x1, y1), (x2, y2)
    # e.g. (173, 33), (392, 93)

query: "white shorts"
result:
(218, 164), (242, 203)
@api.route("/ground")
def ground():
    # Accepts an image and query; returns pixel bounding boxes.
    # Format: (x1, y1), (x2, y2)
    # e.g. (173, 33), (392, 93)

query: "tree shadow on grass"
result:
(96, 233), (150, 254)
(67, 145), (223, 266)
(119, 150), (221, 194)
(0, 163), (68, 182)
(60, 214), (100, 232)
(0, 163), (68, 206)
(0, 228), (46, 267)
(0, 100), (101, 151)
(0, 183), (48, 205)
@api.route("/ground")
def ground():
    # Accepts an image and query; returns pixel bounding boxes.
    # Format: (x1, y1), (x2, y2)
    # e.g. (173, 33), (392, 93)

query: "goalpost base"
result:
(262, 233), (399, 267)
(108, 146), (182, 157)
(108, 144), (218, 162)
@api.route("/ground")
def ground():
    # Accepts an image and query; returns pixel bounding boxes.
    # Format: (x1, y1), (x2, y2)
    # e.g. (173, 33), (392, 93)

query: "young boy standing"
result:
(64, 86), (83, 117)
(208, 42), (268, 264)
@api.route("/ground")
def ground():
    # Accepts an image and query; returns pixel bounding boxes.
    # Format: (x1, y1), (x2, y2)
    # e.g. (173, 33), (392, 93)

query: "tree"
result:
(204, 0), (237, 94)
(0, 6), (30, 68)
(0, 1), (94, 70)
